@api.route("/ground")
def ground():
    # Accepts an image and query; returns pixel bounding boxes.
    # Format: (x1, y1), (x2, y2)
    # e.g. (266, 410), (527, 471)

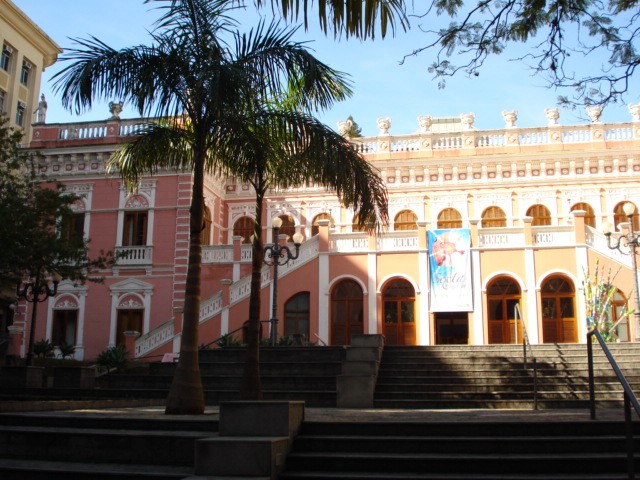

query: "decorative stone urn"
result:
(586, 104), (603, 123)
(417, 115), (432, 133)
(460, 112), (475, 130)
(109, 101), (124, 119)
(337, 119), (353, 137)
(376, 117), (391, 135)
(544, 107), (560, 126)
(502, 110), (518, 128)
(629, 103), (640, 122)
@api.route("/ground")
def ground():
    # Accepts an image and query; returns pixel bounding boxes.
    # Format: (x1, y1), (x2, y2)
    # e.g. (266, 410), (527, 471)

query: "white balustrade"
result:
(585, 228), (633, 268)
(330, 233), (369, 252)
(135, 319), (174, 358)
(200, 291), (222, 322)
(377, 232), (420, 251)
(478, 229), (525, 248)
(115, 245), (153, 265)
(202, 245), (234, 263)
(532, 226), (574, 246)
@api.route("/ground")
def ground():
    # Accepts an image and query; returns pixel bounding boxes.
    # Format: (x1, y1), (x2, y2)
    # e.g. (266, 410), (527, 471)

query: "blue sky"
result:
(14, 0), (638, 136)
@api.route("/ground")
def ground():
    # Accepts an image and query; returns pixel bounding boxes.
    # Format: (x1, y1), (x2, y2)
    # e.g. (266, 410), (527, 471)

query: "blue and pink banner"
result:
(428, 229), (473, 312)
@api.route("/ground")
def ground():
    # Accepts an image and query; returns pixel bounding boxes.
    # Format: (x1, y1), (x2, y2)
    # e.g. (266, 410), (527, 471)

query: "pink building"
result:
(7, 108), (640, 361)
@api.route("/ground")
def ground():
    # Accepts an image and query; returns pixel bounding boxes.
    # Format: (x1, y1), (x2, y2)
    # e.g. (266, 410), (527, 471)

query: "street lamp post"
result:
(263, 217), (304, 347)
(603, 202), (640, 341)
(16, 271), (61, 366)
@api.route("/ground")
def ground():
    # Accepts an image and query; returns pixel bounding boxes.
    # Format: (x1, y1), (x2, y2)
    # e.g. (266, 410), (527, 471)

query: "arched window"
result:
(486, 276), (521, 344)
(608, 289), (630, 342)
(311, 213), (335, 237)
(331, 279), (364, 345)
(541, 275), (577, 343)
(394, 210), (418, 230)
(123, 194), (149, 246)
(613, 202), (640, 231)
(123, 211), (148, 246)
(52, 296), (79, 348)
(571, 202), (596, 228)
(527, 204), (552, 226)
(200, 206), (212, 245)
(284, 292), (310, 340)
(277, 214), (296, 241)
(382, 279), (416, 346)
(233, 216), (255, 244)
(437, 208), (462, 229)
(481, 206), (506, 228)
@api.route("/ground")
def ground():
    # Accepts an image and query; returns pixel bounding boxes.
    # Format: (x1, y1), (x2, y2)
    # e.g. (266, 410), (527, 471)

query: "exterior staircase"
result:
(1, 342), (639, 479)
(374, 343), (640, 409)
(0, 411), (218, 479)
(280, 417), (640, 479)
(98, 346), (345, 407)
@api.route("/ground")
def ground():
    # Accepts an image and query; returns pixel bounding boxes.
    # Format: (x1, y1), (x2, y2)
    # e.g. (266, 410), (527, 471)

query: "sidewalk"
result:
(18, 404), (630, 423)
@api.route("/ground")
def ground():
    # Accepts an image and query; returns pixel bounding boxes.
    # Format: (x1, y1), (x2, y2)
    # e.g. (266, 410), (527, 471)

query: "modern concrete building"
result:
(7, 106), (640, 362)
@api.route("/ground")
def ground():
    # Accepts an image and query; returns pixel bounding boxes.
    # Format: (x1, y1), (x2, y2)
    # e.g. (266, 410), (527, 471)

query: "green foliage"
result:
(215, 334), (243, 348)
(58, 342), (76, 359)
(0, 115), (113, 292)
(583, 261), (633, 342)
(345, 115), (362, 138)
(414, 0), (640, 106)
(33, 339), (55, 358)
(96, 345), (129, 373)
(255, 0), (409, 39)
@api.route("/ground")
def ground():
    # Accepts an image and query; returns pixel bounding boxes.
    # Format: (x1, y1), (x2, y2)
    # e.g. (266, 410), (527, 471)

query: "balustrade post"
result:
(522, 216), (533, 245)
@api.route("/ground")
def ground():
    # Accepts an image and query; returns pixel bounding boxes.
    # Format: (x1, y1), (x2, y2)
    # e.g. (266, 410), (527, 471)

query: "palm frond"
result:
(212, 109), (389, 232)
(232, 20), (353, 112)
(108, 122), (194, 192)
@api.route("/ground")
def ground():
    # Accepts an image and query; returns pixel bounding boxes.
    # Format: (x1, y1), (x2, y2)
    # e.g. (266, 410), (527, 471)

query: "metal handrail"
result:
(515, 304), (538, 410)
(200, 320), (273, 350)
(587, 328), (640, 480)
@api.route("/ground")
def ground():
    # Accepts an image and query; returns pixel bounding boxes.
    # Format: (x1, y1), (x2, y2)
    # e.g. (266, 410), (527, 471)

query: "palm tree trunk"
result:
(165, 154), (206, 414)
(240, 190), (265, 399)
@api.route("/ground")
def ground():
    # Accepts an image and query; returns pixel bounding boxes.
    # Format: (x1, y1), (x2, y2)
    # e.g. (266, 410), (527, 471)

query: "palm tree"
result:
(53, 0), (364, 414)
(215, 108), (388, 399)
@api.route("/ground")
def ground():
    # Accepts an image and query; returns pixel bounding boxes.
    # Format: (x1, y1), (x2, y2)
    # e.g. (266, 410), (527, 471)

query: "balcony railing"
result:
(115, 246), (153, 265)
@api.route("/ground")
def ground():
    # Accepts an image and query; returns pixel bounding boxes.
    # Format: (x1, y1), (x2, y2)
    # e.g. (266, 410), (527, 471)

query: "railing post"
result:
(624, 392), (635, 480)
(587, 331), (596, 420)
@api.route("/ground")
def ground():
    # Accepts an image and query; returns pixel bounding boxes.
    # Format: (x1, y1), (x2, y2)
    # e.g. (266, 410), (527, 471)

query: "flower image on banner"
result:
(428, 229), (473, 312)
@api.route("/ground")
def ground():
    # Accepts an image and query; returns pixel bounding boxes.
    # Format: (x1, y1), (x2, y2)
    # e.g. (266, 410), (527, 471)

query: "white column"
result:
(471, 248), (484, 345)
(524, 246), (539, 344)
(367, 252), (377, 334)
(318, 252), (330, 344)
(418, 248), (431, 345)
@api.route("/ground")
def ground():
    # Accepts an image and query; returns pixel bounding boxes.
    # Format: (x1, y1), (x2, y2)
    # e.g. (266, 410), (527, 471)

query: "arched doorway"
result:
(487, 276), (522, 344)
(382, 279), (416, 345)
(481, 206), (507, 228)
(311, 213), (335, 237)
(284, 292), (310, 341)
(571, 202), (596, 228)
(526, 204), (552, 226)
(233, 216), (255, 244)
(394, 210), (418, 230)
(541, 275), (577, 343)
(331, 279), (364, 345)
(437, 208), (462, 229)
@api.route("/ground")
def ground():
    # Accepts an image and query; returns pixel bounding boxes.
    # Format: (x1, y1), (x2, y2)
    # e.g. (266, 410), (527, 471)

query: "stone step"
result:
(282, 420), (640, 478)
(0, 458), (193, 479)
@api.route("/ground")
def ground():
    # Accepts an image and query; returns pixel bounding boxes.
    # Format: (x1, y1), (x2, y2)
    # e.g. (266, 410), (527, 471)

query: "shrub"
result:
(58, 342), (76, 359)
(96, 345), (128, 373)
(33, 339), (55, 358)
(216, 334), (242, 348)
